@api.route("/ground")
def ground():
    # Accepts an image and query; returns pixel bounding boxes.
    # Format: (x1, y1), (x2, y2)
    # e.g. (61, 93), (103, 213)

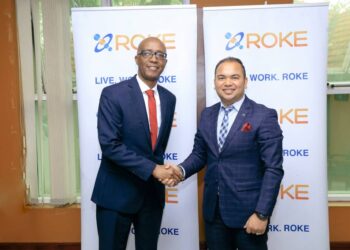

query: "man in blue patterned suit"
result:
(92, 37), (181, 250)
(167, 57), (283, 249)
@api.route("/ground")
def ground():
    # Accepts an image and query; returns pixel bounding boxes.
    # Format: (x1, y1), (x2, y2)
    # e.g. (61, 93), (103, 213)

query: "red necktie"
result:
(145, 89), (158, 150)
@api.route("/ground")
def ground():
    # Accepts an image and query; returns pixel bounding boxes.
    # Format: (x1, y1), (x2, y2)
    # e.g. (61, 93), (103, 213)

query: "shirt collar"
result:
(220, 95), (245, 111)
(136, 75), (158, 94)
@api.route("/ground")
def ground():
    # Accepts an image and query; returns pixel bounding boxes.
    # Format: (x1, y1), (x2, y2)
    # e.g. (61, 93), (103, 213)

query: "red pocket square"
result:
(241, 122), (252, 132)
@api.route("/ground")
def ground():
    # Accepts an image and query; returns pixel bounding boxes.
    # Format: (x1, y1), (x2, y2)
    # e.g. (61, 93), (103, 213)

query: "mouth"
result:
(222, 89), (235, 94)
(147, 66), (159, 71)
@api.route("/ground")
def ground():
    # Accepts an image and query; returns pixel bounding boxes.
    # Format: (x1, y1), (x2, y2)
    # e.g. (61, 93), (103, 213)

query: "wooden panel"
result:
(330, 242), (350, 250)
(329, 205), (350, 242)
(0, 0), (80, 243)
(0, 243), (80, 250)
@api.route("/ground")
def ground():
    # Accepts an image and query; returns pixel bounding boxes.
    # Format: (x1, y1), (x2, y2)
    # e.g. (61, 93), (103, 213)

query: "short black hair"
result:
(214, 57), (246, 79)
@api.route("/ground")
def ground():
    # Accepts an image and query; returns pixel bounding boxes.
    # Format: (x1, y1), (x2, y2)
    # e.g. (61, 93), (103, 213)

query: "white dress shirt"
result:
(216, 96), (245, 142)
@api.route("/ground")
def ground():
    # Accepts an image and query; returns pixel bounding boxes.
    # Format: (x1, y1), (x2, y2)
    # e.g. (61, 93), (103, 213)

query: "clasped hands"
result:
(152, 164), (183, 187)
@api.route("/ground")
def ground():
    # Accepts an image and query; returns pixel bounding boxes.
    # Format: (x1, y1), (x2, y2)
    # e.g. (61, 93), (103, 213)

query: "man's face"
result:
(135, 38), (167, 87)
(214, 61), (247, 106)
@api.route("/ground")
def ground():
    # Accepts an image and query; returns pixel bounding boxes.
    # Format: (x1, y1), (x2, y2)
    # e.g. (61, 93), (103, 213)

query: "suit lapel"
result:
(157, 86), (169, 149)
(208, 103), (221, 155)
(220, 97), (252, 153)
(128, 77), (152, 149)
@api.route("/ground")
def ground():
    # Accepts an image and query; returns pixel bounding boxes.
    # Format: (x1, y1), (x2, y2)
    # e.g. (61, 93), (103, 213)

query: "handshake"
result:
(152, 164), (184, 187)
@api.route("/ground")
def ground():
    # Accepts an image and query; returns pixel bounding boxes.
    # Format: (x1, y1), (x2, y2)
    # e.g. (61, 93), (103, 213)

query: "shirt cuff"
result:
(178, 165), (186, 180)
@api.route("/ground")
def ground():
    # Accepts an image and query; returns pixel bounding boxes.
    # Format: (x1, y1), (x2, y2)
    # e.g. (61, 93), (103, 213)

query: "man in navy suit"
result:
(92, 37), (181, 250)
(166, 57), (283, 249)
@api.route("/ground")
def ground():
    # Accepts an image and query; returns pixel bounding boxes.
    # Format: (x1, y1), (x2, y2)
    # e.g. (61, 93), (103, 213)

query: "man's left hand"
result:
(243, 213), (268, 236)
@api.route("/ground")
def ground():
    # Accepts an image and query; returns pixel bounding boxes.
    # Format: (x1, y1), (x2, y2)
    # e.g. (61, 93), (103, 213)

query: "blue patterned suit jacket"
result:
(91, 76), (176, 213)
(181, 96), (283, 228)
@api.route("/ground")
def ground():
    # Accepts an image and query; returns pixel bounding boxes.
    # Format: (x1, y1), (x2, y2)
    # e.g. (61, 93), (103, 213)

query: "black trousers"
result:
(205, 200), (268, 250)
(96, 196), (163, 250)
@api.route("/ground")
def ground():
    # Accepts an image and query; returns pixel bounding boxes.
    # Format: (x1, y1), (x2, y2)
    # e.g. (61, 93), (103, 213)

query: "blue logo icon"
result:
(225, 32), (244, 51)
(94, 33), (113, 53)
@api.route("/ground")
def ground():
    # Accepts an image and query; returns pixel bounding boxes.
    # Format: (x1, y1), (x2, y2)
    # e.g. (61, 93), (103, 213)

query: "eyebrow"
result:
(216, 73), (241, 77)
(141, 49), (166, 52)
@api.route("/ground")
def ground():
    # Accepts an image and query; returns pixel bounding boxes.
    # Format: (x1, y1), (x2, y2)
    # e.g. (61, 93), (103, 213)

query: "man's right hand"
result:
(152, 164), (183, 186)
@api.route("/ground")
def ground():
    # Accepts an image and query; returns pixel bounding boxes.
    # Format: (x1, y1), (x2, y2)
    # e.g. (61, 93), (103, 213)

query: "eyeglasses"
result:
(138, 50), (167, 60)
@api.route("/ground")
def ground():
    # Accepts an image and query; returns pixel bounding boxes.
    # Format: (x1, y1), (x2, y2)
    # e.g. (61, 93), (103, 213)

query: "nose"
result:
(149, 53), (158, 62)
(223, 79), (233, 86)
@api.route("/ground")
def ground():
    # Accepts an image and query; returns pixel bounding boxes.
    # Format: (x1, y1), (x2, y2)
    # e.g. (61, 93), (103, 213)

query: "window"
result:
(295, 0), (350, 199)
(325, 0), (350, 200)
(327, 93), (350, 199)
(16, 0), (83, 205)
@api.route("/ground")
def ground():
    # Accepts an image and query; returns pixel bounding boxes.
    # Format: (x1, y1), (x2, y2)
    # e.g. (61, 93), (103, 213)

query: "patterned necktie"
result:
(218, 106), (235, 152)
(145, 89), (158, 151)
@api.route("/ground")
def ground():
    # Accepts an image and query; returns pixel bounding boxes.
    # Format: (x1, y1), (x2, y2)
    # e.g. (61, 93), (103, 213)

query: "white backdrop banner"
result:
(203, 3), (329, 250)
(72, 5), (198, 250)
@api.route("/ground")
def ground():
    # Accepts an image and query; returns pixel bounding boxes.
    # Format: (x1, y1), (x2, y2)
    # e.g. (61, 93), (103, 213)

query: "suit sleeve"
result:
(97, 88), (156, 181)
(255, 108), (284, 216)
(181, 111), (208, 178)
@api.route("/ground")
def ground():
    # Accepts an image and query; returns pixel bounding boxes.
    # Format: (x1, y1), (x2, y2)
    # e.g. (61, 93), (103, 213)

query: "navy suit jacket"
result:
(91, 76), (176, 213)
(181, 96), (283, 228)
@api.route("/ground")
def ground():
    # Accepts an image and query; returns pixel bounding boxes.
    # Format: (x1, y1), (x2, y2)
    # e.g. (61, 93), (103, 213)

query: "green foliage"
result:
(70, 0), (101, 8)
